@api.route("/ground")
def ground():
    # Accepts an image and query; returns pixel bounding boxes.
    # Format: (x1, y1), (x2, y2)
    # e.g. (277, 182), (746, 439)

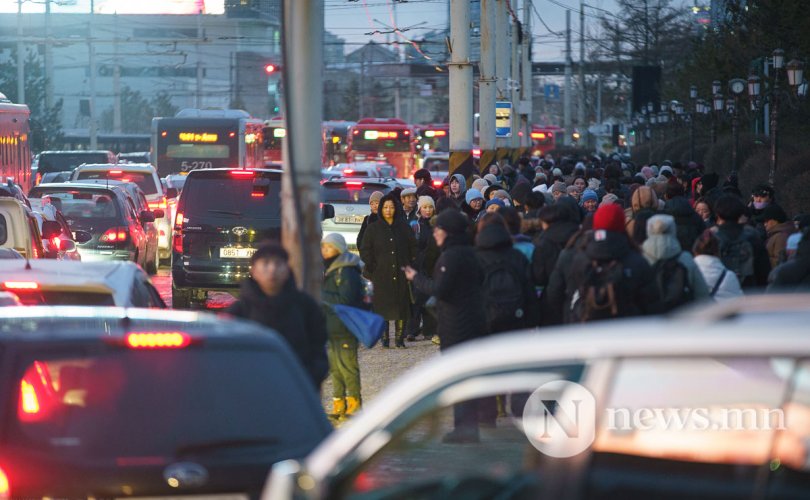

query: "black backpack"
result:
(481, 258), (526, 328)
(715, 229), (755, 284)
(571, 259), (625, 322)
(652, 255), (694, 313)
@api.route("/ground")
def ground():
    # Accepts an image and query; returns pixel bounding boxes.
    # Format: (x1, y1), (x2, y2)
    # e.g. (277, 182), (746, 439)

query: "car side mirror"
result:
(73, 230), (93, 244)
(321, 203), (335, 220)
(41, 220), (62, 240)
(152, 209), (165, 219)
(58, 239), (76, 253)
(165, 187), (178, 199)
(139, 210), (156, 223)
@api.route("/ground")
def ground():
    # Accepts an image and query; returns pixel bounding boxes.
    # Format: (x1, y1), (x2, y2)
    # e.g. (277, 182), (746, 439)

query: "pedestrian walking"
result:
(692, 229), (743, 301)
(761, 204), (794, 269)
(712, 194), (771, 289)
(406, 196), (440, 342)
(356, 190), (383, 249)
(448, 173), (467, 208)
(767, 227), (810, 291)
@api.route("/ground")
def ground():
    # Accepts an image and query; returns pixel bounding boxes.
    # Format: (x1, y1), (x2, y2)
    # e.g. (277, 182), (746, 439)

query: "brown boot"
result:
(343, 396), (362, 418)
(328, 398), (346, 419)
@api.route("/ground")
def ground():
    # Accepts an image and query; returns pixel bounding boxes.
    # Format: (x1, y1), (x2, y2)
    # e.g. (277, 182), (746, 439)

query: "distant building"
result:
(324, 30), (346, 66)
(346, 42), (399, 65)
(225, 0), (280, 21)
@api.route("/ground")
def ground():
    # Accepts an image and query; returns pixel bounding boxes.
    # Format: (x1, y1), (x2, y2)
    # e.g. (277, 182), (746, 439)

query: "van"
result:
(0, 198), (46, 259)
(33, 150), (117, 186)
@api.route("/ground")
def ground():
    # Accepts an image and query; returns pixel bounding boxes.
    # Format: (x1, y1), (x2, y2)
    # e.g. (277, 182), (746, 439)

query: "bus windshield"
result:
(351, 130), (411, 152)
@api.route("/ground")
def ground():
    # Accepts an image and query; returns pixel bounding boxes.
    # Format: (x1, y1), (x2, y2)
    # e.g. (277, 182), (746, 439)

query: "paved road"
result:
(152, 267), (237, 310)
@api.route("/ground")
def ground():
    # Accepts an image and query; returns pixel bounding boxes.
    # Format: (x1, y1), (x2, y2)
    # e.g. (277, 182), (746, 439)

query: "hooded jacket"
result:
(625, 186), (658, 241)
(693, 254), (743, 301)
(448, 173), (467, 208)
(227, 278), (328, 388)
(475, 223), (537, 332)
(767, 229), (810, 291)
(765, 221), (794, 269)
(664, 196), (706, 252)
(322, 252), (365, 340)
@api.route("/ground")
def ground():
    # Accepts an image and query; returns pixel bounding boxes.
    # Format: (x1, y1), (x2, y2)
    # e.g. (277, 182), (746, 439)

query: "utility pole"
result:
(448, 0), (474, 178)
(479, 0), (497, 170)
(358, 54), (365, 118)
(579, 2), (586, 143)
(281, 0), (324, 297)
(44, 0), (53, 109)
(88, 0), (98, 149)
(16, 0), (24, 104)
(495, 0), (509, 155)
(113, 13), (122, 134)
(564, 9), (572, 146)
(196, 11), (204, 108)
(521, 0), (532, 149)
(510, 8), (520, 153)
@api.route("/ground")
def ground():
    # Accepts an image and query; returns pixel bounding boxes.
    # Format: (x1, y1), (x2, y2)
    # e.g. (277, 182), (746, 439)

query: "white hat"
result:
(400, 187), (417, 198)
(322, 233), (347, 254)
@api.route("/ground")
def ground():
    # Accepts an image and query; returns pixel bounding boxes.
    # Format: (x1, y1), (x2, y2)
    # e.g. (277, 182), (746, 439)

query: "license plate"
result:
(219, 247), (256, 258)
(334, 215), (364, 224)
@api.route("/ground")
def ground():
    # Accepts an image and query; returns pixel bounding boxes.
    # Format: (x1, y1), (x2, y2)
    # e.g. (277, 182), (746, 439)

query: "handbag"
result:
(330, 304), (386, 348)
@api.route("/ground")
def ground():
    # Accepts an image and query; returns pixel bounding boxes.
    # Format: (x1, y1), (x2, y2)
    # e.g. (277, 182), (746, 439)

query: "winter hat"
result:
(369, 191), (384, 205)
(761, 204), (788, 223)
(650, 165), (660, 176)
(641, 166), (654, 179)
(471, 178), (490, 192)
(551, 181), (567, 195)
(486, 198), (505, 209)
(642, 214), (681, 263)
(322, 233), (348, 255)
(552, 167), (564, 179)
(533, 184), (549, 193)
(400, 187), (417, 198)
(465, 188), (484, 204)
(600, 193), (620, 207)
(434, 208), (469, 235)
(451, 173), (467, 193)
(581, 189), (598, 203)
(417, 195), (435, 211)
(592, 203), (626, 234)
(493, 190), (512, 202)
(587, 178), (601, 191)
(483, 173), (499, 185)
(575, 162), (586, 173)
(659, 165), (674, 178)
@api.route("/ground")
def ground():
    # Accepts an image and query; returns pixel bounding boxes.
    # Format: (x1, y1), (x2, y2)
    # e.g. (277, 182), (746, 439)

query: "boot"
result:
(394, 319), (407, 348)
(342, 396), (361, 419)
(328, 398), (345, 419)
(381, 325), (390, 348)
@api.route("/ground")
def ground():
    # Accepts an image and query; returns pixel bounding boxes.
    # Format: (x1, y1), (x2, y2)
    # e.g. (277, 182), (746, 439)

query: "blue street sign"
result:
(496, 101), (512, 138)
(544, 84), (560, 100)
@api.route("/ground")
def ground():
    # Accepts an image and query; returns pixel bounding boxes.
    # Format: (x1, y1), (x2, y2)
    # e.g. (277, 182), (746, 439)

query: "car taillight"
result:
(125, 332), (191, 349)
(99, 227), (128, 243)
(230, 169), (254, 176)
(51, 236), (61, 251)
(0, 465), (10, 500)
(18, 361), (58, 423)
(432, 180), (442, 187)
(148, 197), (168, 210)
(3, 281), (38, 290)
(109, 170), (123, 175)
(34, 172), (41, 185)
(173, 212), (184, 252)
(346, 181), (363, 188)
(174, 212), (184, 228)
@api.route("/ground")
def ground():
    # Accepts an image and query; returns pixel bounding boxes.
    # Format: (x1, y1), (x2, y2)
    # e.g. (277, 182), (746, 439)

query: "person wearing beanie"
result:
(641, 166), (654, 180)
(359, 192), (417, 348)
(471, 178), (489, 193)
(566, 185), (581, 202)
(357, 190), (384, 249)
(321, 233), (365, 420)
(545, 203), (659, 323)
(483, 173), (501, 187)
(659, 165), (674, 178)
(404, 208), (486, 443)
(641, 214), (710, 313)
(599, 193), (619, 207)
(406, 195), (441, 342)
(767, 227), (810, 291)
(551, 181), (567, 201)
(581, 189), (599, 214)
(762, 203), (794, 269)
(485, 197), (505, 213)
(462, 188), (485, 221)
(227, 243), (328, 388)
(509, 182), (532, 210)
(448, 173), (467, 208)
(400, 187), (418, 224)
(492, 189), (512, 206)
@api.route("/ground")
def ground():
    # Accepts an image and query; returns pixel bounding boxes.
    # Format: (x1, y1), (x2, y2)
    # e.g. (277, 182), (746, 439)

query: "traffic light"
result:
(264, 63), (280, 75)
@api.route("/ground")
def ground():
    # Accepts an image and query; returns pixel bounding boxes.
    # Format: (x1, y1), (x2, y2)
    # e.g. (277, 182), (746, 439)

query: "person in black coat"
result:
(406, 196), (441, 341)
(767, 227), (810, 291)
(404, 208), (487, 443)
(227, 244), (328, 389)
(663, 184), (705, 252)
(532, 202), (580, 290)
(359, 192), (417, 348)
(356, 190), (384, 250)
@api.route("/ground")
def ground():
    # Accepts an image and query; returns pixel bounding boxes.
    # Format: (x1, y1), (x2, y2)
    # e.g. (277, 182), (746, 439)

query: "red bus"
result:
(0, 95), (31, 189)
(262, 116), (285, 168)
(530, 125), (563, 158)
(416, 123), (449, 154)
(347, 118), (417, 178)
(322, 120), (355, 167)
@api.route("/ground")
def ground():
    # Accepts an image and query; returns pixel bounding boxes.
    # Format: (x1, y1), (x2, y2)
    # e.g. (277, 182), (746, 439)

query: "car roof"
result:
(185, 167), (283, 176)
(305, 294), (810, 477)
(38, 150), (114, 155)
(74, 163), (156, 172)
(31, 182), (122, 194)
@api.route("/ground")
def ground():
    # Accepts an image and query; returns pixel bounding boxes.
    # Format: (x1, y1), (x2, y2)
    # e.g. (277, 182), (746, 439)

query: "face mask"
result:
(753, 201), (768, 210)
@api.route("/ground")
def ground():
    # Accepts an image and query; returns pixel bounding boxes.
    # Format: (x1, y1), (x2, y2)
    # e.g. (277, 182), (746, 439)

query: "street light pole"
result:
(769, 49), (784, 187)
(689, 85), (697, 161)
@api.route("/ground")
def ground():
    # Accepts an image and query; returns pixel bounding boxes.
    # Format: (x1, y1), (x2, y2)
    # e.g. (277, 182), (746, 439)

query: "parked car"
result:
(0, 291), (22, 306)
(0, 306), (331, 498)
(320, 178), (396, 250)
(0, 260), (164, 307)
(32, 150), (117, 187)
(0, 197), (47, 259)
(28, 183), (151, 269)
(70, 163), (171, 265)
(171, 168), (282, 308)
(264, 294), (810, 500)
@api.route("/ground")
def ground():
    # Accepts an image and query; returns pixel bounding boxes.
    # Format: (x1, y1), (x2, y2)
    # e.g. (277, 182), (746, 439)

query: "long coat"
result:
(359, 215), (417, 320)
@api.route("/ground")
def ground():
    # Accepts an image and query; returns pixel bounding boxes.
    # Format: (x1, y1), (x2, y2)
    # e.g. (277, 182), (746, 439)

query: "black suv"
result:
(171, 168), (282, 308)
(0, 306), (330, 498)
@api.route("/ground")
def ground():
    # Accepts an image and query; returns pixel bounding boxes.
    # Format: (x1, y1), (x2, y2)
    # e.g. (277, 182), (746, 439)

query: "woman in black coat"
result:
(359, 192), (417, 348)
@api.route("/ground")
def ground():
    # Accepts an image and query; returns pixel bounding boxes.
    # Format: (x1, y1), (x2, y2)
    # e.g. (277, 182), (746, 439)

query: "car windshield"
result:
(28, 189), (120, 221)
(322, 183), (391, 203)
(37, 154), (111, 174)
(183, 172), (281, 219)
(11, 348), (324, 458)
(76, 171), (158, 196)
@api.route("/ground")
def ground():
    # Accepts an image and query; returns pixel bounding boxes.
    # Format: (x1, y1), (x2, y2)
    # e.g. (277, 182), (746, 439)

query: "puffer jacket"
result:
(664, 196), (706, 253)
(322, 252), (365, 340)
(693, 254), (743, 301)
(765, 221), (794, 270)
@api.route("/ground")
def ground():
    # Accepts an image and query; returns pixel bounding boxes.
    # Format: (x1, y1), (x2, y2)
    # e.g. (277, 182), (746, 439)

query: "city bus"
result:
(416, 123), (449, 153)
(321, 120), (355, 166)
(0, 94), (31, 189)
(262, 116), (285, 168)
(530, 125), (564, 158)
(346, 118), (417, 178)
(152, 109), (265, 178)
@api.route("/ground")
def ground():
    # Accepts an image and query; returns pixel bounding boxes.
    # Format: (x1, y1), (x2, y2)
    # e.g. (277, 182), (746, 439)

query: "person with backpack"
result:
(663, 183), (705, 252)
(532, 202), (580, 290)
(565, 204), (659, 323)
(712, 194), (771, 289)
(692, 229), (743, 301)
(641, 214), (710, 313)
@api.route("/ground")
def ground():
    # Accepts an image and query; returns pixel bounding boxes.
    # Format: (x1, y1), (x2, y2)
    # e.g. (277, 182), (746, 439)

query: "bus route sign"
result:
(496, 101), (512, 138)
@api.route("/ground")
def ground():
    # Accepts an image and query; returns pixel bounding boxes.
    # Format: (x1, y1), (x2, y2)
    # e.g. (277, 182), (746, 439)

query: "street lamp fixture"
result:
(786, 59), (804, 87)
(647, 102), (654, 113)
(690, 85), (698, 100)
(748, 75), (761, 98)
(659, 111), (669, 123)
(799, 80), (808, 97)
(773, 49), (785, 70)
(712, 80), (722, 95)
(713, 93), (725, 112)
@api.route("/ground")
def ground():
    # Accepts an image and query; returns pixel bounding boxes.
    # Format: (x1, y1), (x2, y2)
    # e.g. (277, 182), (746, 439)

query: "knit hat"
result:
(761, 204), (788, 223)
(322, 233), (347, 255)
(413, 168), (432, 181)
(659, 165), (674, 178)
(600, 193), (619, 207)
(552, 167), (563, 178)
(465, 188), (484, 204)
(486, 198), (505, 209)
(369, 191), (384, 205)
(434, 208), (469, 234)
(551, 181), (567, 195)
(592, 203), (626, 233)
(400, 188), (417, 199)
(641, 166), (654, 179)
(581, 189), (598, 203)
(417, 195), (435, 211)
(471, 178), (490, 192)
(483, 173), (499, 185)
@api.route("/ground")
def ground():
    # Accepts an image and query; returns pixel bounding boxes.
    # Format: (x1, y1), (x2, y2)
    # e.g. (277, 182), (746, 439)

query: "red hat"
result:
(592, 203), (625, 233)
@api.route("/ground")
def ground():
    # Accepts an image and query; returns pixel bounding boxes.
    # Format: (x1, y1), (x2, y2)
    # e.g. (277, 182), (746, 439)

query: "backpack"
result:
(571, 259), (625, 322)
(715, 229), (755, 284)
(481, 258), (526, 328)
(652, 255), (694, 312)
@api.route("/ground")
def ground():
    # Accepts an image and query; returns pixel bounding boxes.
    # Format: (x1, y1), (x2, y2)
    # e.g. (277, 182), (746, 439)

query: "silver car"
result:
(320, 178), (396, 250)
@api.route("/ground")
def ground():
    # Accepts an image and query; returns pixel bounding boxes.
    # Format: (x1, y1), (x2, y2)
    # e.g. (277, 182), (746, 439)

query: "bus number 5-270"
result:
(181, 161), (213, 171)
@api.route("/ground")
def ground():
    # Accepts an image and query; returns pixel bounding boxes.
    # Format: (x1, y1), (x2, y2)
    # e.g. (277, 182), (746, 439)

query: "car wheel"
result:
(172, 284), (191, 309)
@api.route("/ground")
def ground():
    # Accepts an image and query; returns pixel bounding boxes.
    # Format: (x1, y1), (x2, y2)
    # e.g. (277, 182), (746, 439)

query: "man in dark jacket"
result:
(227, 244), (328, 388)
(663, 183), (704, 252)
(414, 168), (440, 200)
(404, 209), (486, 443)
(532, 202), (580, 290)
(713, 194), (771, 289)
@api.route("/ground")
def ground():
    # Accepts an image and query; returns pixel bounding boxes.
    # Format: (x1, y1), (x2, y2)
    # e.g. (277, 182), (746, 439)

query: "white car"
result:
(70, 163), (172, 265)
(264, 294), (810, 500)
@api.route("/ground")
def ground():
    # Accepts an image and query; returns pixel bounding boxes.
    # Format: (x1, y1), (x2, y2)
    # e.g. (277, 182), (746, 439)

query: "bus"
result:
(321, 120), (355, 166)
(59, 132), (150, 154)
(152, 109), (265, 178)
(416, 123), (449, 154)
(262, 116), (284, 168)
(0, 94), (31, 189)
(347, 118), (417, 178)
(530, 125), (564, 158)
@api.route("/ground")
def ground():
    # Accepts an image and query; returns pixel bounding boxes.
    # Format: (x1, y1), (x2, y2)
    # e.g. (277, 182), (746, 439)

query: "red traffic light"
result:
(264, 64), (277, 74)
